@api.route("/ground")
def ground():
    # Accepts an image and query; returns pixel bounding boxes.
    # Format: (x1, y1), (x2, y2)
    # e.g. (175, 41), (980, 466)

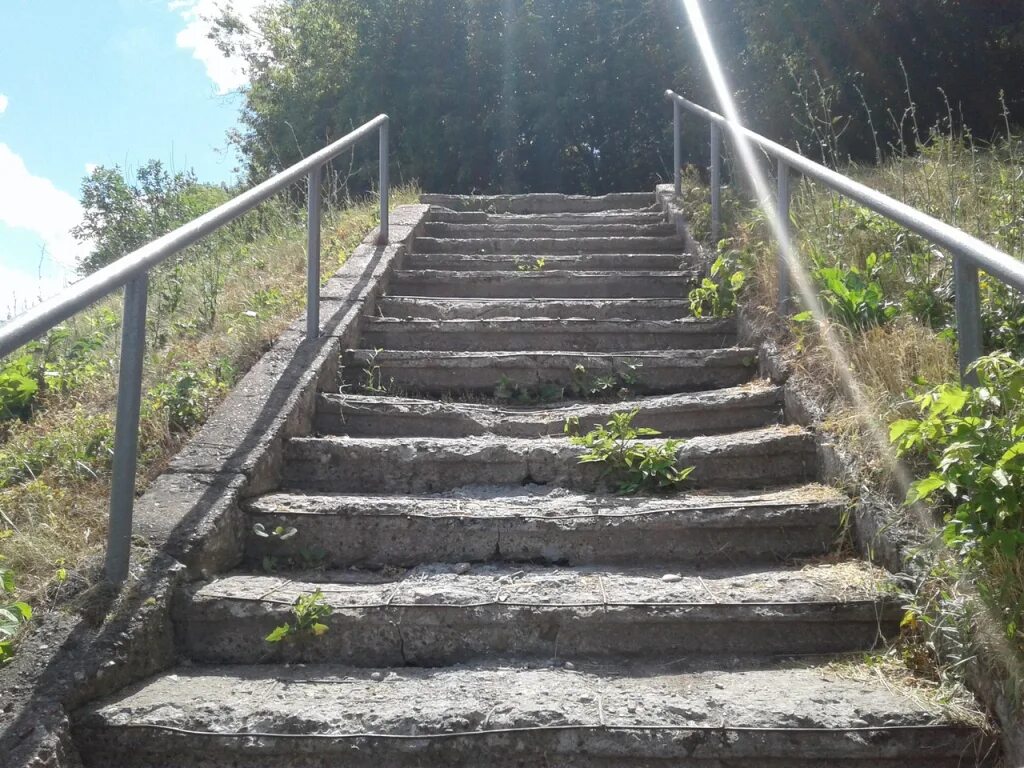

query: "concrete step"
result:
(360, 318), (736, 353)
(429, 209), (669, 225)
(422, 191), (655, 213)
(387, 269), (698, 298)
(179, 562), (899, 665)
(375, 296), (691, 321)
(413, 236), (683, 255)
(422, 221), (678, 238)
(281, 426), (817, 494)
(341, 348), (758, 396)
(244, 485), (846, 569)
(76, 662), (993, 767)
(403, 252), (690, 272)
(315, 386), (782, 438)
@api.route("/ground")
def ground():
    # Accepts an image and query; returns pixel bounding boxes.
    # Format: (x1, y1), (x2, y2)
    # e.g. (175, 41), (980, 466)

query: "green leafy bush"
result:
(799, 253), (897, 332)
(148, 363), (231, 434)
(891, 352), (1024, 563)
(0, 356), (39, 424)
(689, 248), (747, 318)
(0, 556), (32, 664)
(566, 409), (694, 494)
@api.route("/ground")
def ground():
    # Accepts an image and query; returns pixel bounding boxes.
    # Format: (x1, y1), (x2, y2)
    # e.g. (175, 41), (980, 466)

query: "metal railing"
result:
(667, 89), (1024, 384)
(0, 114), (391, 585)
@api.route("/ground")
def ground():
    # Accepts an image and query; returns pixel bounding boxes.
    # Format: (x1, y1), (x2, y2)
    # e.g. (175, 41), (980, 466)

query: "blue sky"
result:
(0, 0), (265, 317)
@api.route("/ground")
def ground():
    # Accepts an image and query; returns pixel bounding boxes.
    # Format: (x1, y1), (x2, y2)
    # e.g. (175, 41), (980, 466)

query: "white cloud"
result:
(0, 94), (8, 114)
(0, 264), (70, 321)
(171, 0), (273, 94)
(0, 143), (88, 270)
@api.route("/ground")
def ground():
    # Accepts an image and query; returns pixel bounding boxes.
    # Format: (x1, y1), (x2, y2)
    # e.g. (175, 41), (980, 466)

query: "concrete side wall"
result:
(0, 205), (431, 768)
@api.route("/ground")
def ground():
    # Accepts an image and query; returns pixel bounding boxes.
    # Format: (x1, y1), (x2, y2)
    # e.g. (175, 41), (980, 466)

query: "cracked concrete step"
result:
(281, 427), (817, 494)
(422, 221), (678, 238)
(341, 348), (758, 396)
(375, 296), (691, 321)
(75, 663), (994, 767)
(422, 191), (656, 213)
(244, 485), (846, 568)
(387, 269), (698, 298)
(315, 386), (782, 438)
(403, 252), (691, 272)
(429, 209), (670, 226)
(179, 562), (899, 666)
(360, 318), (736, 353)
(414, 236), (683, 255)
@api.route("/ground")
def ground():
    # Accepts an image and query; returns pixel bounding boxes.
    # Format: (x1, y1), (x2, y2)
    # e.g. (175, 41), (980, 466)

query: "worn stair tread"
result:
(422, 222), (678, 237)
(422, 191), (656, 212)
(76, 662), (991, 767)
(179, 562), (898, 664)
(316, 385), (781, 438)
(192, 560), (893, 610)
(387, 269), (698, 298)
(342, 347), (758, 396)
(375, 296), (691, 321)
(244, 484), (846, 568)
(360, 317), (736, 352)
(281, 426), (817, 494)
(414, 236), (684, 254)
(403, 252), (692, 271)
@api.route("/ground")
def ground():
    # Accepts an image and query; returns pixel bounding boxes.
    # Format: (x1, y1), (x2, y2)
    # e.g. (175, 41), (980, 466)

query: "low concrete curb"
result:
(0, 204), (431, 768)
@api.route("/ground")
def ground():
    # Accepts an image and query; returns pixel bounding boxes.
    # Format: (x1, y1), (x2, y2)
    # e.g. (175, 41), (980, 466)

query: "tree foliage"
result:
(73, 161), (229, 275)
(213, 0), (1024, 195)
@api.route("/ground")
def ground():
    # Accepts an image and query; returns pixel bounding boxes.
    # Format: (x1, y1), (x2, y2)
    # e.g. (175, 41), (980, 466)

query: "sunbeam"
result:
(680, 0), (925, 523)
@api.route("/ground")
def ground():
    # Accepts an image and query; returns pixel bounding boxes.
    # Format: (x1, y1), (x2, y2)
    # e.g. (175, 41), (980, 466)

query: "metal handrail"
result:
(0, 114), (391, 584)
(666, 89), (1024, 383)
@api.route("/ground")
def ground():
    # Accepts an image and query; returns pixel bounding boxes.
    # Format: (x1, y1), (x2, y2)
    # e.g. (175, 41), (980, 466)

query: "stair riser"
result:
(281, 435), (818, 494)
(414, 237), (683, 255)
(388, 271), (696, 298)
(342, 350), (757, 397)
(315, 394), (782, 438)
(76, 727), (989, 768)
(360, 326), (735, 353)
(429, 211), (669, 225)
(182, 603), (898, 666)
(375, 297), (690, 321)
(403, 253), (690, 271)
(422, 192), (655, 213)
(245, 508), (841, 569)
(423, 223), (678, 238)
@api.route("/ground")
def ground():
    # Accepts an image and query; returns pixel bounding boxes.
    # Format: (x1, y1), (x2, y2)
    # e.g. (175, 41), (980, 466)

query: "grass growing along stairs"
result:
(72, 192), (997, 766)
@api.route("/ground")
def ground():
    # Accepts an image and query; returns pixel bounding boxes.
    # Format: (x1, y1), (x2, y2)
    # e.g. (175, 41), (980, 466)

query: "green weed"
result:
(265, 590), (331, 643)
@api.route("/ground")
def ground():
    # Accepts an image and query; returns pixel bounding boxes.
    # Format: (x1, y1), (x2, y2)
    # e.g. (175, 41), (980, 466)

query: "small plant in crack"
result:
(569, 362), (642, 400)
(265, 590), (332, 643)
(494, 376), (564, 405)
(252, 523), (298, 542)
(565, 410), (694, 494)
(516, 256), (546, 272)
(360, 347), (398, 395)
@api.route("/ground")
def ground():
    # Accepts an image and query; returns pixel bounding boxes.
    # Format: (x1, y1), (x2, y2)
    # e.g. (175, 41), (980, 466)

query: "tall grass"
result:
(0, 185), (420, 610)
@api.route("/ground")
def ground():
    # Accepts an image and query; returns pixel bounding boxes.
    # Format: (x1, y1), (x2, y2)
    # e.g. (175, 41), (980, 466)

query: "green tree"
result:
(72, 161), (225, 274)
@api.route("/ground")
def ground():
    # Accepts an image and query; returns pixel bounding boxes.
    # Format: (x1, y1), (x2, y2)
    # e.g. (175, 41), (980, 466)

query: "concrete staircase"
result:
(75, 193), (993, 766)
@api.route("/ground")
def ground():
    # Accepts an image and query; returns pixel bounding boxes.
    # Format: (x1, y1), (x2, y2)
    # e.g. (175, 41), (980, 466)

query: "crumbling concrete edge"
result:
(656, 184), (1021, 762)
(0, 204), (431, 768)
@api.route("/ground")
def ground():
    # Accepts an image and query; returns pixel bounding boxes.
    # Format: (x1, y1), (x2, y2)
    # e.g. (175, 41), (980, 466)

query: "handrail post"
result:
(710, 122), (722, 244)
(954, 254), (983, 385)
(776, 159), (792, 313)
(673, 99), (682, 197)
(379, 119), (390, 245)
(105, 275), (148, 585)
(306, 164), (322, 339)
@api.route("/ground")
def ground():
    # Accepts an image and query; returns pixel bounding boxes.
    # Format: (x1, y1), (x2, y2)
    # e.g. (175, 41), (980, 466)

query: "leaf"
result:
(888, 419), (919, 443)
(265, 624), (291, 643)
(906, 474), (945, 504)
(311, 623), (329, 636)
